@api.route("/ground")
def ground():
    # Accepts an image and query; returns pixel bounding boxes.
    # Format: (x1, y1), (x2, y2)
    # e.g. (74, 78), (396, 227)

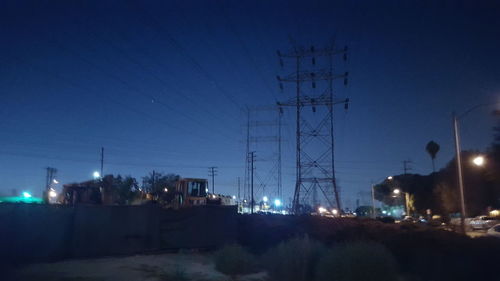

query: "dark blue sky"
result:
(1, 0), (499, 209)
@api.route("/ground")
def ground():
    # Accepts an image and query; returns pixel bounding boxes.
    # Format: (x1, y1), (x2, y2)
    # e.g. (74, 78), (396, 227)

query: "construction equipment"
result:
(172, 178), (235, 209)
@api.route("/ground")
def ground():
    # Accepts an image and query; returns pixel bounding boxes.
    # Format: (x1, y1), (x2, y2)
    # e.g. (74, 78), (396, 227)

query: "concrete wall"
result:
(0, 204), (237, 264)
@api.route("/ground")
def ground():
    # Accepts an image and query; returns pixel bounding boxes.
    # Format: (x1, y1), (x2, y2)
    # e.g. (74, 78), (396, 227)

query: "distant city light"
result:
(393, 189), (401, 195)
(22, 191), (32, 198)
(263, 196), (268, 203)
(232, 195), (236, 199)
(164, 188), (168, 192)
(52, 179), (59, 184)
(331, 209), (338, 215)
(93, 171), (100, 179)
(473, 155), (485, 166)
(318, 206), (327, 213)
(274, 199), (282, 207)
(387, 176), (393, 180)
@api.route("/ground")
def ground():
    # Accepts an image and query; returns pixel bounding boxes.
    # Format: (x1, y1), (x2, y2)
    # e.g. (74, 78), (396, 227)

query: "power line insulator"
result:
(312, 57), (316, 65)
(279, 82), (284, 91)
(344, 98), (350, 110)
(344, 72), (349, 86)
(311, 45), (315, 53)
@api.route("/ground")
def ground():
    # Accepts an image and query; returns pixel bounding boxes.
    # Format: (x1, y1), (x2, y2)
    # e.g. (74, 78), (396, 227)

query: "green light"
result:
(22, 191), (32, 198)
(0, 196), (43, 204)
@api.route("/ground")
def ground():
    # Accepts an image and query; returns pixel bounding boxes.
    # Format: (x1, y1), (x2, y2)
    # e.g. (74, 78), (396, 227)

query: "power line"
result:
(132, 4), (244, 110)
(208, 166), (218, 193)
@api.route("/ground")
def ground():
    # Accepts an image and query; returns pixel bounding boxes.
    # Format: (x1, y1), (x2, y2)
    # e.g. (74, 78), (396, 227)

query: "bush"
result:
(214, 244), (258, 276)
(316, 241), (399, 281)
(263, 236), (325, 281)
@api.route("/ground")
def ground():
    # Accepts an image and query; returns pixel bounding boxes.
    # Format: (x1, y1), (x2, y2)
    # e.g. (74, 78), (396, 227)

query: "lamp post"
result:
(393, 189), (410, 217)
(453, 102), (499, 234)
(371, 176), (393, 218)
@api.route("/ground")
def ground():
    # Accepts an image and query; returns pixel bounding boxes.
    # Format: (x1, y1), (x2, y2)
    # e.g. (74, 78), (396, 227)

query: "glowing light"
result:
(49, 189), (57, 198)
(473, 156), (485, 166)
(164, 188), (168, 192)
(331, 209), (338, 215)
(22, 192), (32, 198)
(274, 199), (282, 207)
(263, 196), (268, 203)
(387, 176), (393, 180)
(93, 171), (100, 179)
(318, 206), (327, 213)
(490, 210), (500, 217)
(52, 179), (59, 184)
(393, 189), (401, 195)
(232, 195), (236, 199)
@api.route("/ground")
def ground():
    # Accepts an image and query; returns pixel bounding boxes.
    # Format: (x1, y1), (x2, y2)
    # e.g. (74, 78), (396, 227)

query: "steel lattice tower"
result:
(277, 43), (349, 214)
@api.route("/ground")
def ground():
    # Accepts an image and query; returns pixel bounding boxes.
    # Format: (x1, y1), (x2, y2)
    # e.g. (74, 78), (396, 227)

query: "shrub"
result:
(214, 244), (258, 276)
(316, 241), (399, 281)
(263, 236), (325, 281)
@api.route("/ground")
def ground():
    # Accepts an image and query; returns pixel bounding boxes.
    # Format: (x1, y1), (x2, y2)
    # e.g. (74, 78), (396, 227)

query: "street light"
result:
(453, 102), (500, 234)
(49, 189), (57, 198)
(263, 196), (268, 203)
(371, 176), (393, 218)
(393, 189), (410, 217)
(472, 155), (485, 166)
(93, 171), (100, 179)
(274, 199), (282, 207)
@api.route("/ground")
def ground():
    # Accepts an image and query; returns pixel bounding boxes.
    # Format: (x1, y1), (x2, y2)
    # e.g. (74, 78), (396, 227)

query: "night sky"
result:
(1, 0), (499, 209)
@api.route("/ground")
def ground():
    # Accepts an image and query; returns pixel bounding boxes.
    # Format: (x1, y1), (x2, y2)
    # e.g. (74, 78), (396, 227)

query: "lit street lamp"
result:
(371, 176), (393, 218)
(274, 199), (282, 207)
(393, 189), (410, 217)
(453, 102), (499, 233)
(472, 155), (485, 166)
(93, 171), (101, 179)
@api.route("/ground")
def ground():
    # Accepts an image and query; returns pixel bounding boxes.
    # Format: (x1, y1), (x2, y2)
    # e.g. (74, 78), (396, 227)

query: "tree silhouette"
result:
(426, 141), (440, 172)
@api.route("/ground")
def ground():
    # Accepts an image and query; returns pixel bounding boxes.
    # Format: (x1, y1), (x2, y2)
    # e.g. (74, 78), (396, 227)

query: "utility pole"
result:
(453, 113), (467, 234)
(45, 167), (57, 202)
(278, 107), (283, 199)
(403, 160), (412, 175)
(249, 151), (255, 214)
(277, 42), (349, 214)
(152, 170), (156, 193)
(371, 182), (376, 218)
(100, 147), (104, 178)
(237, 177), (241, 200)
(208, 167), (217, 193)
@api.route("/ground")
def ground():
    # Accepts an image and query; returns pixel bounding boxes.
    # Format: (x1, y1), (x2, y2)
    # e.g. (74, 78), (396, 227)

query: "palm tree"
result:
(426, 141), (440, 172)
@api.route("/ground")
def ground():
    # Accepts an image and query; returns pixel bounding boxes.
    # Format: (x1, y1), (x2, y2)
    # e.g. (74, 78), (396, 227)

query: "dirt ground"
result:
(9, 252), (267, 281)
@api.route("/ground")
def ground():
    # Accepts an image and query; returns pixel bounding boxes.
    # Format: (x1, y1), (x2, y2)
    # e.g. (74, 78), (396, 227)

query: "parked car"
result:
(486, 224), (500, 238)
(470, 216), (500, 230)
